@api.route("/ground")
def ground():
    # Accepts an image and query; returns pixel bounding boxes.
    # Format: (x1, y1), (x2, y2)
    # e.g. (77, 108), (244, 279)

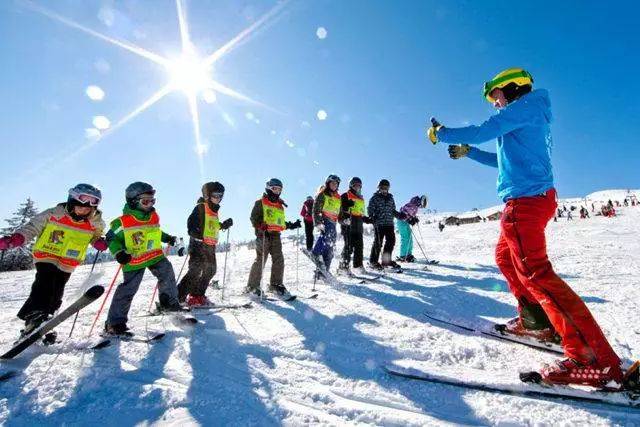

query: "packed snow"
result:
(1, 192), (639, 425)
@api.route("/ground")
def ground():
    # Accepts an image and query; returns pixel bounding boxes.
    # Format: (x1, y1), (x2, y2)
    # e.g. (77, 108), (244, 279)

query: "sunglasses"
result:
(76, 193), (101, 207)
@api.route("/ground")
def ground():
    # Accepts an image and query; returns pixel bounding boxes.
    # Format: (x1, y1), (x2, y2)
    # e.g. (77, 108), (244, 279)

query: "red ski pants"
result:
(495, 188), (620, 369)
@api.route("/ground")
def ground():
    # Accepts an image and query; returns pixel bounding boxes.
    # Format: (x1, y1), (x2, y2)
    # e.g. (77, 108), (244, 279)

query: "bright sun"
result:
(167, 52), (213, 96)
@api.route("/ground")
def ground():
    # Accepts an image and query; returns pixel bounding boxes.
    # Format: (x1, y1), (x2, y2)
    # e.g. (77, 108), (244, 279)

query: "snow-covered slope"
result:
(1, 202), (639, 425)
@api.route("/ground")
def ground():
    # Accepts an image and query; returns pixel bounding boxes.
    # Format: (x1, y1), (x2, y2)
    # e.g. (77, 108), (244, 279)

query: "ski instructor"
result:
(427, 67), (623, 388)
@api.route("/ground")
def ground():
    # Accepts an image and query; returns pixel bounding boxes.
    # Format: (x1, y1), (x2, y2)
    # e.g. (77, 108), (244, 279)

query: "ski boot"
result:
(245, 287), (264, 301)
(158, 294), (191, 313)
(497, 317), (561, 344)
(396, 256), (407, 263)
(368, 261), (384, 271)
(336, 262), (351, 276)
(20, 311), (50, 338)
(103, 323), (134, 338)
(187, 294), (213, 308)
(405, 254), (416, 263)
(269, 284), (293, 301)
(383, 260), (403, 272)
(354, 266), (368, 275)
(539, 358), (623, 389)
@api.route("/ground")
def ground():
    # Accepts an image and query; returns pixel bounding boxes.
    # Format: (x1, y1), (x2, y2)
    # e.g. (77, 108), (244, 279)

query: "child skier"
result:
(396, 196), (424, 263)
(337, 177), (371, 275)
(428, 67), (624, 388)
(367, 179), (402, 271)
(312, 175), (342, 275)
(246, 178), (301, 300)
(177, 182), (233, 306)
(104, 182), (184, 336)
(0, 184), (107, 339)
(300, 196), (314, 251)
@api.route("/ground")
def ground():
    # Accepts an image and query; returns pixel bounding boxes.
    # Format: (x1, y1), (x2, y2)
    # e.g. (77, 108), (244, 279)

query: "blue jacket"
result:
(438, 89), (554, 201)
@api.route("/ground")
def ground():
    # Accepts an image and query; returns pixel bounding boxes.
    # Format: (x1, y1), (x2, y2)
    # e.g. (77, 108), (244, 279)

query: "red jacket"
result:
(300, 200), (313, 223)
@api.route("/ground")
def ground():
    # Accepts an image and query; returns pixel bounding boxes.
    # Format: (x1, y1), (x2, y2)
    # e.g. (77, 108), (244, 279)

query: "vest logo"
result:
(132, 231), (145, 245)
(146, 240), (155, 250)
(49, 230), (65, 244)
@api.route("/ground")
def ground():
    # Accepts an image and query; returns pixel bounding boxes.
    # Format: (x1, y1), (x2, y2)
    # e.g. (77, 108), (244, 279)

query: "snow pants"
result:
(304, 220), (314, 251)
(17, 262), (71, 320)
(396, 220), (413, 257)
(312, 219), (337, 270)
(177, 240), (217, 301)
(341, 223), (364, 268)
(370, 224), (395, 265)
(247, 232), (284, 290)
(106, 257), (179, 326)
(495, 188), (620, 369)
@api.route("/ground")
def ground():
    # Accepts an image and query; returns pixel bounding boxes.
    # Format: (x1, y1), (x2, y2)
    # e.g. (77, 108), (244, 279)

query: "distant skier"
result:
(567, 211), (573, 221)
(428, 67), (624, 388)
(104, 182), (185, 336)
(438, 222), (445, 232)
(337, 177), (372, 275)
(367, 179), (402, 271)
(396, 196), (424, 262)
(312, 175), (342, 275)
(0, 184), (106, 340)
(246, 178), (301, 300)
(300, 196), (314, 251)
(177, 182), (233, 307)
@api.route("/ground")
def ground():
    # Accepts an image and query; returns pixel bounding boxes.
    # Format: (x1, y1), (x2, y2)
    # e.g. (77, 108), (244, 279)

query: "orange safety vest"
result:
(322, 192), (342, 222)
(202, 203), (221, 246)
(121, 211), (164, 267)
(346, 191), (365, 217)
(262, 197), (286, 232)
(32, 214), (96, 269)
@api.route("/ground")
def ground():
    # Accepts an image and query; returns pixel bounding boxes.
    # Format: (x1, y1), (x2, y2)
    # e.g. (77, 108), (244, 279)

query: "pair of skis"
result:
(384, 311), (640, 409)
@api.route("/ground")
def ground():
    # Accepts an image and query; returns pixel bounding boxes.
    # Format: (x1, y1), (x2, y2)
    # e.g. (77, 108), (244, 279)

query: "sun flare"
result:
(167, 52), (213, 96)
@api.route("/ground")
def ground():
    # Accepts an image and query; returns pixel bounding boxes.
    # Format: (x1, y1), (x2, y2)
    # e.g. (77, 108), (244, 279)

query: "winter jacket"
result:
(186, 197), (230, 242)
(339, 190), (364, 235)
(300, 200), (314, 223)
(367, 192), (398, 227)
(16, 203), (105, 273)
(107, 204), (173, 272)
(313, 189), (341, 225)
(437, 89), (554, 202)
(400, 196), (422, 219)
(250, 193), (296, 236)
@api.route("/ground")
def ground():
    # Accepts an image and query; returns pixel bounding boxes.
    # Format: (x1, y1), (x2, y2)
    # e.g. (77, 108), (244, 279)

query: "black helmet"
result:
(202, 181), (225, 199)
(266, 178), (283, 189)
(325, 174), (341, 185)
(125, 181), (155, 207)
(349, 177), (362, 188)
(378, 179), (390, 188)
(68, 183), (102, 207)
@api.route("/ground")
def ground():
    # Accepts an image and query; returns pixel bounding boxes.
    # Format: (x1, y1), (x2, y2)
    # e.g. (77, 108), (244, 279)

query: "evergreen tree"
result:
(1, 198), (38, 271)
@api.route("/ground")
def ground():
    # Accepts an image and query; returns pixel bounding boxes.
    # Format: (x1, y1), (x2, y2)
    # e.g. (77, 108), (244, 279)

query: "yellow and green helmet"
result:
(483, 68), (534, 102)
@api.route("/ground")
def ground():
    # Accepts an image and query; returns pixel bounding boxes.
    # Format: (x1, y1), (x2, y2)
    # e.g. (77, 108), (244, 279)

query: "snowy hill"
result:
(1, 198), (640, 425)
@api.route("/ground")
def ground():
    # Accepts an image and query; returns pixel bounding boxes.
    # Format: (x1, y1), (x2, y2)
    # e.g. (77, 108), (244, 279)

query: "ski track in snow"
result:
(1, 198), (639, 425)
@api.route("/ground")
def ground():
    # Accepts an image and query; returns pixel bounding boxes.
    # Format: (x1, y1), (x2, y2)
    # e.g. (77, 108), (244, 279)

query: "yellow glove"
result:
(427, 117), (443, 145)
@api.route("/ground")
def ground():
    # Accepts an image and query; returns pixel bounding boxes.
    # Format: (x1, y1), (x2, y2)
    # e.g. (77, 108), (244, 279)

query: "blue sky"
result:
(1, 0), (638, 240)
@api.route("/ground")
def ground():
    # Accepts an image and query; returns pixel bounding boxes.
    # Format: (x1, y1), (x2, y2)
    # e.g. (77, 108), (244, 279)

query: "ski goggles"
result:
(138, 196), (156, 207)
(73, 193), (101, 207)
(268, 186), (282, 194)
(209, 192), (224, 201)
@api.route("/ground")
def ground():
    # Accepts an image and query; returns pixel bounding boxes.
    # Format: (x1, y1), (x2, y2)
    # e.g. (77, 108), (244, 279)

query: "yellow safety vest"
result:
(322, 192), (341, 222)
(32, 214), (95, 269)
(347, 191), (365, 217)
(262, 197), (286, 232)
(121, 211), (163, 266)
(202, 203), (221, 246)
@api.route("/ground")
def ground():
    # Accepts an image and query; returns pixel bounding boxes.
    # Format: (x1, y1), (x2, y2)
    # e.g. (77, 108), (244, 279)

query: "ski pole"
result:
(87, 264), (122, 337)
(295, 228), (300, 290)
(416, 223), (428, 256)
(221, 229), (230, 301)
(409, 225), (430, 262)
(148, 246), (188, 312)
(259, 233), (267, 302)
(68, 251), (101, 338)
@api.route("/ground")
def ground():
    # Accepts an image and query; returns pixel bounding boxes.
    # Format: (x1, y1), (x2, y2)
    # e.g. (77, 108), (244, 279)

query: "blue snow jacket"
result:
(437, 89), (554, 202)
